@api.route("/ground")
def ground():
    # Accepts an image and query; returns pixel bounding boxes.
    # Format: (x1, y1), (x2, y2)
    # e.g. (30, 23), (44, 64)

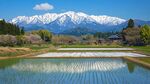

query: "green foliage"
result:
(16, 35), (25, 45)
(31, 30), (52, 42)
(131, 46), (150, 55)
(127, 19), (134, 28)
(140, 25), (150, 45)
(21, 28), (25, 35)
(121, 19), (147, 46)
(0, 19), (24, 35)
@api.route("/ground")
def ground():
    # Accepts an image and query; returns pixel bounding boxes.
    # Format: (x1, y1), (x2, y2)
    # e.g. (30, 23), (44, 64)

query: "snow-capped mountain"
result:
(10, 11), (150, 34)
(11, 11), (126, 26)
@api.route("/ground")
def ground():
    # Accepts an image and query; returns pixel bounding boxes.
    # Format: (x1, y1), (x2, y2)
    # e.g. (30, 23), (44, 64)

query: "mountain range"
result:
(10, 11), (150, 35)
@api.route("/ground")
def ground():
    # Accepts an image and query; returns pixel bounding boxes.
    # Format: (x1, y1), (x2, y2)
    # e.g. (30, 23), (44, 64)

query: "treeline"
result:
(0, 20), (24, 35)
(94, 32), (121, 39)
(0, 20), (52, 46)
(122, 19), (150, 46)
(0, 30), (52, 46)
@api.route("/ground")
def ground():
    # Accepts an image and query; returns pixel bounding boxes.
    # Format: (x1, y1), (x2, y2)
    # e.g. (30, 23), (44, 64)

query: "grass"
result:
(61, 44), (123, 48)
(137, 58), (150, 64)
(0, 51), (33, 57)
(17, 44), (53, 50)
(130, 46), (150, 55)
(130, 46), (150, 64)
(0, 44), (56, 57)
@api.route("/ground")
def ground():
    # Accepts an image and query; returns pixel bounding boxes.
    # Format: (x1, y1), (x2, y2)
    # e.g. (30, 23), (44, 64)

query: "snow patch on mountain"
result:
(10, 11), (126, 26)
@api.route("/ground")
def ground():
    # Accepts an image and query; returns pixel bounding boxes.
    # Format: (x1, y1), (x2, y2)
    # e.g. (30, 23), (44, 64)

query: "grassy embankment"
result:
(129, 46), (150, 64)
(56, 44), (134, 52)
(0, 44), (56, 57)
(130, 46), (150, 56)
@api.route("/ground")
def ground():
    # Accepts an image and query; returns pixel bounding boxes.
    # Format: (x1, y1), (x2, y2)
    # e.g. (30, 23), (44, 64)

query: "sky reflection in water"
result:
(0, 58), (150, 84)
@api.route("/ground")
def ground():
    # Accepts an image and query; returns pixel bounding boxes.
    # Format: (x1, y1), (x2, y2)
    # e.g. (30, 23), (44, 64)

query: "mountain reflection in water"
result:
(0, 58), (150, 84)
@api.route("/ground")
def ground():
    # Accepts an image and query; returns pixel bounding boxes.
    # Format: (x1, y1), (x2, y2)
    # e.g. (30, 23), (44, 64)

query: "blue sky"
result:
(0, 0), (150, 20)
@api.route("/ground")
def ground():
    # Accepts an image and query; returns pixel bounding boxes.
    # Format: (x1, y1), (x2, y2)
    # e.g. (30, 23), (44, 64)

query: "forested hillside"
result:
(0, 20), (24, 35)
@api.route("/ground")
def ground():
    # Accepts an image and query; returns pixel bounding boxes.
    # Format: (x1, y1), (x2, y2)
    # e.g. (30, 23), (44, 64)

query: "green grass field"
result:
(131, 46), (150, 55)
(130, 46), (150, 64)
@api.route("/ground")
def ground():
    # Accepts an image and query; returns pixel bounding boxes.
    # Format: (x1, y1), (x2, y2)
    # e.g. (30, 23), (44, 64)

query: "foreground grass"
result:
(61, 44), (123, 48)
(130, 46), (150, 55)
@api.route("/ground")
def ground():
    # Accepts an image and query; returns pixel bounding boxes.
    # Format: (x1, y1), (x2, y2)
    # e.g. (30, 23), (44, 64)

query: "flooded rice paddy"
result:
(0, 58), (150, 84)
(36, 52), (146, 57)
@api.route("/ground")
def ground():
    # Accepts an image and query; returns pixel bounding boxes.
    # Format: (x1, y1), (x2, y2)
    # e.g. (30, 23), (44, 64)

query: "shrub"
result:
(52, 35), (79, 45)
(0, 35), (17, 46)
(140, 25), (150, 45)
(31, 30), (52, 42)
(24, 34), (43, 44)
(122, 27), (143, 46)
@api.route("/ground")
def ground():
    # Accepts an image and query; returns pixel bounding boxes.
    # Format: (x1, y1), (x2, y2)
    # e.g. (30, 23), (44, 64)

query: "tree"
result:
(16, 35), (25, 45)
(127, 19), (134, 28)
(31, 30), (52, 42)
(140, 25), (150, 45)
(24, 34), (43, 44)
(0, 35), (17, 46)
(122, 27), (143, 45)
(21, 28), (25, 35)
(0, 19), (23, 35)
(0, 20), (6, 34)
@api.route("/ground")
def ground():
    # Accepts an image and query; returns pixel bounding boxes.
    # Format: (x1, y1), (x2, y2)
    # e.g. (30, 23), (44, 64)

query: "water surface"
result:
(0, 58), (150, 84)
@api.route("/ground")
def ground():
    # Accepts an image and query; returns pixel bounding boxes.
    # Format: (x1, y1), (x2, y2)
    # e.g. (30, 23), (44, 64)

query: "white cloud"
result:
(33, 3), (54, 11)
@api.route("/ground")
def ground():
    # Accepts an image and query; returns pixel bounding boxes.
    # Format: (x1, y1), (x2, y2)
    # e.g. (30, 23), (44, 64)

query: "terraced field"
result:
(0, 58), (150, 84)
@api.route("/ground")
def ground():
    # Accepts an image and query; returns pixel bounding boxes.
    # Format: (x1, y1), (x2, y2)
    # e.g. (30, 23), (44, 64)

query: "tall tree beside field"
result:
(140, 25), (150, 45)
(127, 19), (135, 28)
(21, 28), (25, 35)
